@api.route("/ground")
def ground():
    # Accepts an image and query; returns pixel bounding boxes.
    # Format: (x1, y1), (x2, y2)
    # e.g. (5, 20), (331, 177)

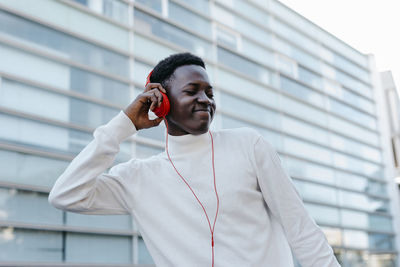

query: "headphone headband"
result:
(145, 69), (153, 86)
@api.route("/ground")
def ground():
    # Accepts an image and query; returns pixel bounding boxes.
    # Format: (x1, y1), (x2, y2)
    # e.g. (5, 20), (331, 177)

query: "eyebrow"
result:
(183, 82), (213, 89)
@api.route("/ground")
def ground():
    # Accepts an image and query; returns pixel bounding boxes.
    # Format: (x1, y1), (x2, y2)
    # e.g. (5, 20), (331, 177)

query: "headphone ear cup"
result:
(153, 91), (170, 117)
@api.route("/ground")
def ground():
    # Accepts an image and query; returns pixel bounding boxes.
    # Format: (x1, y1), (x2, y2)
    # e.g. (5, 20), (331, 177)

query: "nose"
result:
(197, 91), (212, 104)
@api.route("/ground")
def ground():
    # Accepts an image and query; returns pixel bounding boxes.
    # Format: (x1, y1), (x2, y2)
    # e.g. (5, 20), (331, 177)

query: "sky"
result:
(278, 0), (400, 94)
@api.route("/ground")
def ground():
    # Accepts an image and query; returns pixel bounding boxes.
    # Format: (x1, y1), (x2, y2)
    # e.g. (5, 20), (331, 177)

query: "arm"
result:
(252, 135), (341, 267)
(48, 111), (138, 215)
(48, 83), (167, 215)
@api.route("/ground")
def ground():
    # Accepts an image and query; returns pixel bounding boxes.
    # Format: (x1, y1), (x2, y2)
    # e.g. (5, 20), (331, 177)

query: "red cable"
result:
(162, 116), (220, 267)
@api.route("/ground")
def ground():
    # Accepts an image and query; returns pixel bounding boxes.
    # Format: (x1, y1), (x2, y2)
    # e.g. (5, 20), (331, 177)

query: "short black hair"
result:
(149, 52), (205, 90)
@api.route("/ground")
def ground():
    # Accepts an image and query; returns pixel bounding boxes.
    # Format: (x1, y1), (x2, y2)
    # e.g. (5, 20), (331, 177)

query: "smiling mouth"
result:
(193, 110), (211, 119)
(194, 110), (211, 116)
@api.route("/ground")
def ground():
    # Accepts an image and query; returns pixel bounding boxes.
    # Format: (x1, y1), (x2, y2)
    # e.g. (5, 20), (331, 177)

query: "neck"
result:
(164, 118), (209, 136)
(165, 130), (211, 156)
(165, 118), (187, 136)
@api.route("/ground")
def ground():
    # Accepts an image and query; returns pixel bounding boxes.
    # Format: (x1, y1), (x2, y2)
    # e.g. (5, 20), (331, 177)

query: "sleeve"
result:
(252, 135), (341, 267)
(48, 110), (140, 215)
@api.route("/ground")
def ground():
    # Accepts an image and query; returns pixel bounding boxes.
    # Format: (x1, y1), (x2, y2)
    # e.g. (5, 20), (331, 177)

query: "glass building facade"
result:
(0, 0), (398, 266)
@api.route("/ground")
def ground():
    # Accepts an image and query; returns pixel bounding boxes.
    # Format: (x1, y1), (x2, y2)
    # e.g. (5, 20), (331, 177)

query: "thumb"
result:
(150, 116), (164, 126)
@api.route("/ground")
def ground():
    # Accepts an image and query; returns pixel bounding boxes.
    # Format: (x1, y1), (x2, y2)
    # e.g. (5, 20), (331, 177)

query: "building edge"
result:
(369, 54), (400, 266)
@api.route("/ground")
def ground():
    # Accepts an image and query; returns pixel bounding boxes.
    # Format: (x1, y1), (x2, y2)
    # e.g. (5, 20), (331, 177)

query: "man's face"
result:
(165, 64), (216, 135)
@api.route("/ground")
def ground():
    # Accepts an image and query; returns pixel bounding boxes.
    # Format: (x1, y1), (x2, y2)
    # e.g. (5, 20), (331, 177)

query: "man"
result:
(49, 52), (340, 266)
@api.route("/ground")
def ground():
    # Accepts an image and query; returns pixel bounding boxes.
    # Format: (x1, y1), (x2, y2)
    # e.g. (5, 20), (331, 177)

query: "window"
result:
(343, 231), (394, 250)
(281, 116), (329, 146)
(368, 233), (394, 250)
(217, 47), (270, 84)
(221, 115), (282, 150)
(335, 170), (387, 197)
(216, 0), (269, 26)
(330, 133), (381, 163)
(318, 30), (369, 67)
(0, 189), (63, 225)
(65, 233), (132, 263)
(272, 18), (319, 55)
(0, 78), (120, 128)
(343, 231), (368, 249)
(138, 236), (155, 264)
(0, 227), (62, 261)
(136, 0), (162, 13)
(323, 79), (375, 114)
(182, 0), (210, 14)
(168, 2), (211, 36)
(69, 0), (129, 24)
(297, 66), (323, 90)
(0, 44), (130, 106)
(134, 10), (212, 60)
(66, 212), (132, 231)
(329, 115), (379, 146)
(327, 98), (377, 130)
(280, 95), (328, 127)
(70, 68), (130, 106)
(0, 113), (132, 162)
(321, 227), (342, 247)
(220, 92), (280, 130)
(276, 54), (298, 78)
(273, 37), (322, 76)
(333, 52), (370, 84)
(283, 136), (332, 165)
(0, 10), (129, 76)
(241, 38), (274, 69)
(133, 60), (153, 85)
(137, 122), (166, 141)
(212, 4), (270, 44)
(215, 68), (279, 109)
(304, 203), (340, 225)
(280, 76), (325, 108)
(339, 191), (389, 213)
(333, 152), (383, 179)
(216, 25), (240, 50)
(134, 34), (179, 64)
(336, 71), (373, 99)
(285, 156), (335, 185)
(0, 150), (69, 188)
(342, 210), (393, 232)
(293, 180), (337, 205)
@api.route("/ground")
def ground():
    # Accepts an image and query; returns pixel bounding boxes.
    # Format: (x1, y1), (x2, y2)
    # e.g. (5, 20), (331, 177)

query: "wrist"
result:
(122, 109), (140, 131)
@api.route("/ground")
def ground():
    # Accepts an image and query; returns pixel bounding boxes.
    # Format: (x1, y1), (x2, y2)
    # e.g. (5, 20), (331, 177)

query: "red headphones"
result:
(145, 70), (170, 118)
(145, 70), (219, 267)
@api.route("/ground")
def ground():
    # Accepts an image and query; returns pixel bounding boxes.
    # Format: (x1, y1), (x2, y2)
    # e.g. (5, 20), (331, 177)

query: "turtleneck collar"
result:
(165, 130), (212, 156)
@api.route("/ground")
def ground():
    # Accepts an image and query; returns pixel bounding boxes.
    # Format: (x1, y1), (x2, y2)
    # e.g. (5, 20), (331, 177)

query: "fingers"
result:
(142, 115), (163, 129)
(143, 83), (166, 111)
(149, 97), (156, 111)
(126, 85), (167, 130)
(144, 83), (167, 94)
(154, 90), (163, 107)
(151, 116), (164, 126)
(146, 89), (164, 111)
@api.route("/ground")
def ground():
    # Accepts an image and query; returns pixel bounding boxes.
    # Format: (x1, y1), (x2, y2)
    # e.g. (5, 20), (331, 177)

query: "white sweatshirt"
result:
(48, 111), (341, 267)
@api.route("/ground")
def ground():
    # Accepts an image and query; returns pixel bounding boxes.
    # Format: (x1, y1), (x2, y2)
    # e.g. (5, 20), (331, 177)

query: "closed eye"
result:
(185, 90), (196, 95)
(183, 87), (214, 98)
